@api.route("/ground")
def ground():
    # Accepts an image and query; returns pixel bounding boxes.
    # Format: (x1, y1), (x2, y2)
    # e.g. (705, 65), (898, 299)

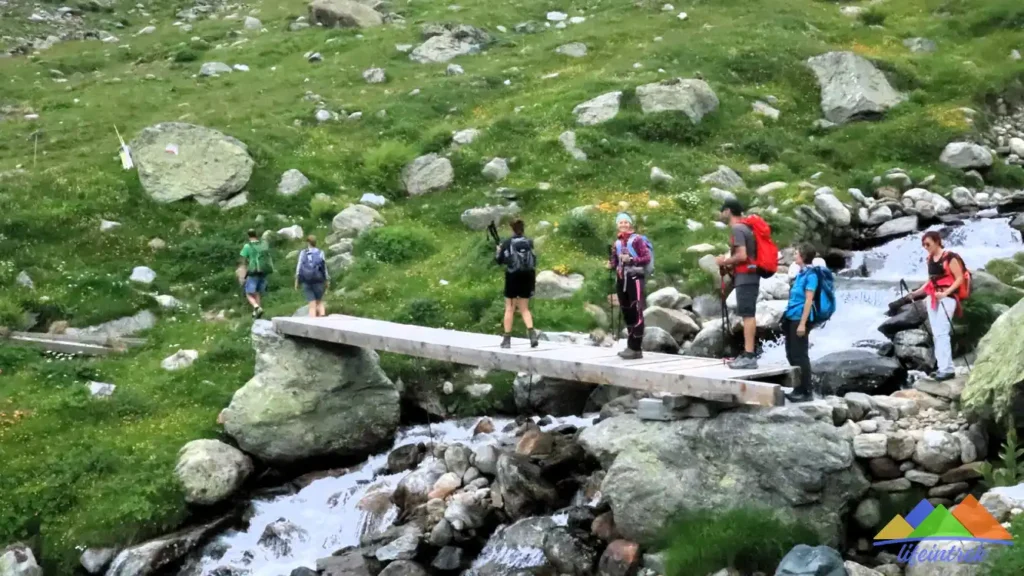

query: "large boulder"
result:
(461, 204), (521, 231)
(402, 154), (454, 196)
(902, 188), (952, 218)
(578, 410), (868, 546)
(643, 307), (700, 343)
(130, 123), (254, 205)
(963, 298), (1024, 424)
(805, 51), (903, 124)
(468, 517), (556, 576)
(939, 142), (993, 170)
(332, 204), (384, 238)
(222, 321), (400, 464)
(775, 545), (845, 576)
(410, 23), (491, 63)
(878, 301), (927, 337)
(308, 0), (384, 28)
(105, 517), (231, 576)
(534, 271), (584, 299)
(642, 326), (680, 354)
(513, 373), (594, 416)
(687, 318), (728, 358)
(496, 453), (559, 520)
(175, 439), (253, 505)
(811, 349), (905, 396)
(634, 78), (719, 123)
(0, 544), (42, 576)
(573, 92), (622, 126)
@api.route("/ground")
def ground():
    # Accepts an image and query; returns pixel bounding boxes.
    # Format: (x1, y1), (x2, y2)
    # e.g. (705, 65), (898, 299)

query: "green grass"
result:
(985, 513), (1024, 575)
(661, 508), (822, 575)
(0, 0), (1023, 571)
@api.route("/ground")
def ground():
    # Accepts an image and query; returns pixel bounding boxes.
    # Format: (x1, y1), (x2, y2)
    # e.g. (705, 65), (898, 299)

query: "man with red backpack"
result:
(715, 199), (779, 370)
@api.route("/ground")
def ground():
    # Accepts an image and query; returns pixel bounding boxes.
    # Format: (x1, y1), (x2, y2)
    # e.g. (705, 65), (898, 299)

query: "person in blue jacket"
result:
(783, 244), (820, 403)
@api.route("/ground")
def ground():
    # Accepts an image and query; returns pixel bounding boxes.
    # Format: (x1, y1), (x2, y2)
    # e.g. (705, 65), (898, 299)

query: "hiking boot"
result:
(929, 370), (955, 382)
(254, 306), (264, 319)
(786, 389), (814, 403)
(728, 353), (758, 370)
(500, 334), (512, 349)
(529, 329), (540, 348)
(617, 348), (643, 360)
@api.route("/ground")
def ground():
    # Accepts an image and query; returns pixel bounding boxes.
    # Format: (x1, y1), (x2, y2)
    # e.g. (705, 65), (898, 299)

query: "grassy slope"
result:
(1, 0), (1023, 570)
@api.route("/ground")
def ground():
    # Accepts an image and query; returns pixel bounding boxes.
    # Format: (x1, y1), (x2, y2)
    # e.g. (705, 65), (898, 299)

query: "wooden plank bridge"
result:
(273, 315), (796, 407)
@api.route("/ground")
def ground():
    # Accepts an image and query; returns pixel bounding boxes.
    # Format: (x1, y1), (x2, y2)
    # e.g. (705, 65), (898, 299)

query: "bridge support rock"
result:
(222, 320), (400, 465)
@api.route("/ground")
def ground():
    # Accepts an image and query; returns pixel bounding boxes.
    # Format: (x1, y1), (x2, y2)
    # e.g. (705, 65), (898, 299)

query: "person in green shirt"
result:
(239, 229), (273, 319)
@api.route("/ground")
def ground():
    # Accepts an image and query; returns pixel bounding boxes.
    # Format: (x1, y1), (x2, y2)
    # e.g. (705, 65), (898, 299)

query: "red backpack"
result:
(738, 215), (779, 278)
(937, 251), (972, 302)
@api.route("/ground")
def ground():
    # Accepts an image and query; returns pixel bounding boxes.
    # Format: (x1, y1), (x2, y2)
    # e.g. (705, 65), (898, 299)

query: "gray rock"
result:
(963, 298), (1024, 423)
(363, 67), (387, 84)
(452, 128), (480, 145)
(432, 546), (463, 571)
(0, 544), (41, 576)
(332, 204), (384, 237)
(905, 469), (940, 487)
(643, 307), (700, 343)
(753, 100), (780, 120)
(635, 78), (719, 123)
(80, 548), (117, 574)
(913, 430), (962, 474)
(573, 92), (622, 126)
(903, 188), (952, 216)
(939, 142), (993, 169)
(161, 349), (198, 371)
(872, 215), (919, 239)
(812, 349), (904, 397)
(904, 541), (985, 576)
(219, 191), (248, 211)
(461, 203), (520, 231)
(496, 453), (559, 519)
(535, 271), (584, 299)
(199, 62), (232, 76)
(481, 158), (510, 181)
(813, 189), (852, 226)
(647, 287), (691, 310)
(130, 123), (253, 204)
(543, 528), (596, 576)
(315, 109), (333, 123)
(578, 412), (868, 546)
(555, 42), (587, 58)
(66, 310), (156, 340)
(903, 38), (937, 53)
(854, 499), (881, 530)
(393, 459), (446, 511)
(376, 533), (420, 562)
(278, 169), (311, 196)
(774, 545), (845, 576)
(308, 0), (384, 29)
(757, 181), (787, 196)
(446, 63), (464, 75)
(278, 225), (304, 240)
(105, 518), (229, 576)
(950, 186), (977, 208)
(360, 193), (387, 207)
(410, 28), (486, 63)
(244, 16), (262, 30)
(259, 518), (308, 557)
(473, 444), (499, 475)
(513, 373), (593, 416)
(381, 561), (429, 576)
(15, 271), (33, 289)
(469, 517), (555, 576)
(700, 165), (745, 190)
(403, 154), (454, 195)
(854, 434), (888, 458)
(559, 131), (587, 161)
(222, 321), (400, 464)
(642, 326), (680, 354)
(650, 167), (674, 184)
(175, 439), (253, 505)
(805, 51), (903, 124)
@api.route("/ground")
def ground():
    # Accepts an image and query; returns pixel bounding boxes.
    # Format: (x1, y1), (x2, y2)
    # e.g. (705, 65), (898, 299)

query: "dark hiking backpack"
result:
(298, 248), (327, 283)
(506, 237), (537, 274)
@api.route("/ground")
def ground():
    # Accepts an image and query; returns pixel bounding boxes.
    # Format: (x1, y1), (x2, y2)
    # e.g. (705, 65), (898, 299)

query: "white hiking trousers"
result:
(927, 297), (957, 374)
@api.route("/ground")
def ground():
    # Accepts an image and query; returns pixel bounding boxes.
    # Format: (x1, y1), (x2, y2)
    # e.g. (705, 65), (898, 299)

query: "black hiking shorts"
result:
(504, 271), (536, 300)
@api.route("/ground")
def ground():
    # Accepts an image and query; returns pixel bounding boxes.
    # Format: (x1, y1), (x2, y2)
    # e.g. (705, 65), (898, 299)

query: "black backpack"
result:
(506, 237), (536, 274)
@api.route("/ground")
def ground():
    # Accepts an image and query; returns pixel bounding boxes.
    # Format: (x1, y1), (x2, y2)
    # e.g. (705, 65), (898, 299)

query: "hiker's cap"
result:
(616, 212), (633, 226)
(720, 198), (744, 215)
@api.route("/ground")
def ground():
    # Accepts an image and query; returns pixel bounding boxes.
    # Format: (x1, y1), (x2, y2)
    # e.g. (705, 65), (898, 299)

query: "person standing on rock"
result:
(496, 219), (539, 348)
(782, 244), (820, 403)
(295, 235), (330, 318)
(608, 213), (651, 360)
(886, 231), (968, 382)
(239, 229), (273, 319)
(716, 199), (760, 370)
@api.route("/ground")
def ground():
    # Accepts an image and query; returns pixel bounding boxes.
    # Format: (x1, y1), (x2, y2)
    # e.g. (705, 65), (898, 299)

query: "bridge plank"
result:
(272, 315), (789, 407)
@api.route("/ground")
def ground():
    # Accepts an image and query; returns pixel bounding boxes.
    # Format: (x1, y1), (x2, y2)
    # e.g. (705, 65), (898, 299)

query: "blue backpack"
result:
(298, 248), (327, 284)
(810, 267), (836, 325)
(616, 234), (654, 276)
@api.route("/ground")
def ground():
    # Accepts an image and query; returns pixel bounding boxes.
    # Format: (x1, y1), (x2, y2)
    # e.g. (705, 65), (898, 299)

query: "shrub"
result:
(397, 298), (446, 327)
(985, 513), (1024, 574)
(561, 212), (611, 258)
(310, 194), (340, 222)
(979, 424), (1024, 489)
(662, 508), (821, 575)
(986, 163), (1024, 189)
(619, 111), (715, 145)
(858, 7), (887, 26)
(355, 227), (437, 265)
(172, 49), (201, 63)
(169, 235), (241, 282)
(359, 141), (417, 199)
(0, 295), (24, 328)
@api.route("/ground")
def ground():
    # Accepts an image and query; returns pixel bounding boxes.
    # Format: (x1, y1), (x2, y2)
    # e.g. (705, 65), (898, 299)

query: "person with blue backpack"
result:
(495, 219), (540, 349)
(782, 244), (836, 402)
(294, 235), (330, 318)
(607, 213), (653, 360)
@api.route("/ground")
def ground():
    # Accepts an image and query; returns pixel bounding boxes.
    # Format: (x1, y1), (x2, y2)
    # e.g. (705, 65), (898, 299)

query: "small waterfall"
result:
(188, 416), (595, 576)
(761, 218), (1022, 364)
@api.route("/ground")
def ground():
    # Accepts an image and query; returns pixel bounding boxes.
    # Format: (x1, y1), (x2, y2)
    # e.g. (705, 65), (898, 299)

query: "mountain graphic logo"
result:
(874, 496), (1014, 546)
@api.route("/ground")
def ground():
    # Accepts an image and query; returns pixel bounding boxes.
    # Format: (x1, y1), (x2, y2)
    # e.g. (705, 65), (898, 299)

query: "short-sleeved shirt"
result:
(785, 267), (820, 321)
(731, 224), (759, 287)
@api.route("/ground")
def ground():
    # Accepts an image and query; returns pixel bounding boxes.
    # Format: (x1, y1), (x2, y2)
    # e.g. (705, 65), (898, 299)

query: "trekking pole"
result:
(719, 267), (731, 364)
(900, 279), (973, 373)
(608, 244), (619, 342)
